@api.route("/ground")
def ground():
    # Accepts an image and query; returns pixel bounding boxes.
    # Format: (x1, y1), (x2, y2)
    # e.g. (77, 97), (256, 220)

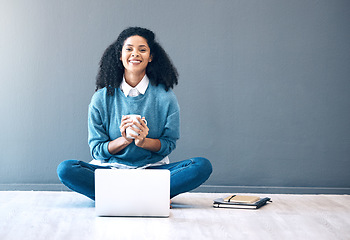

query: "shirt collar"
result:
(120, 74), (149, 97)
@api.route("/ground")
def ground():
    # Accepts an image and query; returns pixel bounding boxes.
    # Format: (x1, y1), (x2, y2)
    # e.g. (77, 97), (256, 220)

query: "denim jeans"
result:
(57, 157), (212, 200)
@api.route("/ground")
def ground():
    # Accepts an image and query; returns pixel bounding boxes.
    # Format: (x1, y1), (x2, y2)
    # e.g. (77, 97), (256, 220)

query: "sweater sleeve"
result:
(88, 103), (113, 160)
(156, 97), (180, 157)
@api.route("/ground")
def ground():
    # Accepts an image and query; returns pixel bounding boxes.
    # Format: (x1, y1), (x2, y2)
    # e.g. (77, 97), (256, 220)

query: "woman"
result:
(57, 27), (212, 201)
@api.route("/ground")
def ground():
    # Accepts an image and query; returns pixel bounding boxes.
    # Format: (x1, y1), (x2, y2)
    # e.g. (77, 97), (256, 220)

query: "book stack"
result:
(213, 195), (271, 209)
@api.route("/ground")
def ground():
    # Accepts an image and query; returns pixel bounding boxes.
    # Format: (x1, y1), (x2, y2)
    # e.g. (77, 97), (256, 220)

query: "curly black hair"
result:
(95, 27), (178, 95)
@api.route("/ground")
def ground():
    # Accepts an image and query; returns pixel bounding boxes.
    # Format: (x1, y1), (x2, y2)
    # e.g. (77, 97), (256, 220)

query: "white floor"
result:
(0, 191), (349, 240)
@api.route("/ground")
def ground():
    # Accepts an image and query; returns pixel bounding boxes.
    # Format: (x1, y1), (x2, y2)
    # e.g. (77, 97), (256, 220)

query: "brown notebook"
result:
(223, 195), (260, 203)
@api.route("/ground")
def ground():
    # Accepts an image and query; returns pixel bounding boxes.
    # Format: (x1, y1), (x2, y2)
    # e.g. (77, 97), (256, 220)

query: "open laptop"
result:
(95, 169), (170, 217)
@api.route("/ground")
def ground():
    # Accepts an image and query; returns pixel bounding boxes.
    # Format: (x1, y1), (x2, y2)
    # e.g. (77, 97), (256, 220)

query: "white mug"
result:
(125, 114), (147, 139)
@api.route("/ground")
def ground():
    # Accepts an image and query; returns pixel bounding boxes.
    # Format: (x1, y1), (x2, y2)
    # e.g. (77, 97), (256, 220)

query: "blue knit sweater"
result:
(88, 84), (180, 167)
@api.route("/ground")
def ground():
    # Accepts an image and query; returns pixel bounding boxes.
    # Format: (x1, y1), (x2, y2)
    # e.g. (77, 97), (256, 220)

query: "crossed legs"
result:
(57, 157), (212, 200)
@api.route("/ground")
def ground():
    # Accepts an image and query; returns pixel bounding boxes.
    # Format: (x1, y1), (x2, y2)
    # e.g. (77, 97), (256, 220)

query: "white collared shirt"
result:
(120, 74), (149, 97)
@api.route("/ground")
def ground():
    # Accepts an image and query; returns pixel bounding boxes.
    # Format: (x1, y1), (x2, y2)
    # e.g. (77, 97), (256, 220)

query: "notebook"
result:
(213, 195), (271, 209)
(95, 169), (170, 217)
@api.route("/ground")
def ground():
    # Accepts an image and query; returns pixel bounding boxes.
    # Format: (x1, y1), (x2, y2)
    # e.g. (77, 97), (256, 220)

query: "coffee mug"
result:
(125, 114), (147, 139)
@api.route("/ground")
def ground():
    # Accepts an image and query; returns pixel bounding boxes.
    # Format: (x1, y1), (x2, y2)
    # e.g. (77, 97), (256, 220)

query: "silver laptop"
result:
(95, 169), (170, 217)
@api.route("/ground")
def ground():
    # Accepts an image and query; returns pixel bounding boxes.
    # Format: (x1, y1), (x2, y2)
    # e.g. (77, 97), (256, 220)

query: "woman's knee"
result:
(192, 157), (213, 178)
(57, 159), (79, 182)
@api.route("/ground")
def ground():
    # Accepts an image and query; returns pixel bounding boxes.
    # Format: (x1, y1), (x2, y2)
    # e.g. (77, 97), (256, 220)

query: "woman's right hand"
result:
(107, 116), (134, 155)
(119, 115), (134, 139)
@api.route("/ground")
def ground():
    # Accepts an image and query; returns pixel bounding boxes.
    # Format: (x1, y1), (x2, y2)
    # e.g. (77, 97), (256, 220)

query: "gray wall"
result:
(1, 0), (349, 193)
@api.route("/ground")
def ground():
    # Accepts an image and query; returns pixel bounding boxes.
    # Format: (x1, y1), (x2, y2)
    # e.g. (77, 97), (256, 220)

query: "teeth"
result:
(130, 60), (141, 63)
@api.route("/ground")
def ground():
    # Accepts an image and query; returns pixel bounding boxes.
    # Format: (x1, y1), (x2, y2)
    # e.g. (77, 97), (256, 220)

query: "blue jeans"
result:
(57, 157), (212, 200)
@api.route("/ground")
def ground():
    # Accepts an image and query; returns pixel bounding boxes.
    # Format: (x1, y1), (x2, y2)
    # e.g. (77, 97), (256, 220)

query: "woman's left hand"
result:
(130, 117), (149, 147)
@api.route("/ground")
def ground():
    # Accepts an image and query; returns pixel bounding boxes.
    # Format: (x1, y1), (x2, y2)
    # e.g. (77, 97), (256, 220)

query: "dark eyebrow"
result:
(125, 44), (148, 48)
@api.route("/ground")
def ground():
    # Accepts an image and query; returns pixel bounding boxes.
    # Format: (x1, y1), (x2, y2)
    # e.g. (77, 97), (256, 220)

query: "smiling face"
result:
(120, 35), (152, 76)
